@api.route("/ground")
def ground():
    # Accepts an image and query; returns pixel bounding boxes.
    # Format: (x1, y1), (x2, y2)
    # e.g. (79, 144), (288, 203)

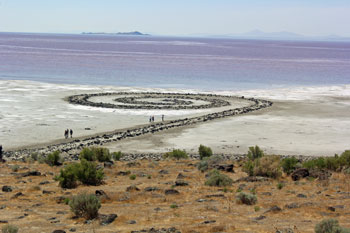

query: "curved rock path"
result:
(3, 94), (273, 161)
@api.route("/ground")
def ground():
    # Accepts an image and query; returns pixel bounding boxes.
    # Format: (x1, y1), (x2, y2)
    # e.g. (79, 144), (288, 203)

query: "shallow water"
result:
(1, 32), (349, 91)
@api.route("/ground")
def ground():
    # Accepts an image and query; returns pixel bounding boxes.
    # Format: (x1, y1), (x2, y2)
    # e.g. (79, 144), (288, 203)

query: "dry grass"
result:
(0, 160), (349, 232)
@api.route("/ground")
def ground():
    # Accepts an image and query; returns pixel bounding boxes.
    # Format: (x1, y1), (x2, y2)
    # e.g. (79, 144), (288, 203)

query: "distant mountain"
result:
(240, 29), (303, 39)
(200, 30), (350, 41)
(82, 31), (149, 36)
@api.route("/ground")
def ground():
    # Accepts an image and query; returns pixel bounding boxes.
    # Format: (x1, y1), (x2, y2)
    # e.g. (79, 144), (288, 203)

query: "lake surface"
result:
(0, 32), (349, 91)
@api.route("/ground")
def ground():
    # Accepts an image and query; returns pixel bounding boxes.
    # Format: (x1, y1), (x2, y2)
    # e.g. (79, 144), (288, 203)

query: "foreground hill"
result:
(0, 155), (349, 233)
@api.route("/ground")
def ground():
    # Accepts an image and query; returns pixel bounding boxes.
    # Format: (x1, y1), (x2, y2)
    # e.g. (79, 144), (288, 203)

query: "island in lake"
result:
(81, 31), (149, 36)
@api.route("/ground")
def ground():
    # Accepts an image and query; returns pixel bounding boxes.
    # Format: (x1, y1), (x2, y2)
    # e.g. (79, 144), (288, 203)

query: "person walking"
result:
(70, 129), (73, 138)
(64, 129), (68, 139)
(0, 145), (3, 161)
(162, 114), (164, 122)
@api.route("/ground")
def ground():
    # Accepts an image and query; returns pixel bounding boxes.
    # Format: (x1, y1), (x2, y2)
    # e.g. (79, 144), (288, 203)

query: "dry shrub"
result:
(244, 155), (282, 179)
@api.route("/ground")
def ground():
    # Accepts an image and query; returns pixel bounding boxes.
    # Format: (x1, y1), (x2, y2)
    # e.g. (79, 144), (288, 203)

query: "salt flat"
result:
(1, 80), (349, 156)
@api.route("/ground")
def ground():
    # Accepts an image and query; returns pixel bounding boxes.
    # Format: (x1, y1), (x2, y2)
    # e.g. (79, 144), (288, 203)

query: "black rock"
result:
(52, 230), (66, 233)
(297, 193), (307, 198)
(203, 220), (216, 224)
(265, 205), (282, 213)
(176, 173), (186, 179)
(159, 170), (169, 174)
(42, 190), (55, 194)
(104, 161), (114, 168)
(2, 186), (12, 192)
(128, 220), (137, 224)
(126, 185), (140, 192)
(20, 171), (41, 177)
(235, 176), (269, 183)
(165, 189), (179, 195)
(144, 187), (159, 192)
(117, 171), (131, 176)
(39, 181), (50, 185)
(175, 180), (188, 186)
(95, 190), (110, 200)
(99, 214), (118, 225)
(205, 194), (225, 198)
(214, 164), (234, 173)
(285, 203), (299, 209)
(12, 192), (23, 198)
(253, 215), (266, 221)
(291, 168), (309, 181)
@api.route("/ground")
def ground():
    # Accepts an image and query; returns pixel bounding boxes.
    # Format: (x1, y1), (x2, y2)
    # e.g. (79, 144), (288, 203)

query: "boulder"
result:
(103, 161), (114, 168)
(291, 168), (309, 181)
(165, 189), (179, 195)
(2, 186), (12, 192)
(175, 180), (188, 186)
(52, 230), (66, 233)
(214, 164), (234, 173)
(264, 205), (282, 213)
(126, 185), (140, 192)
(99, 214), (118, 225)
(95, 190), (110, 200)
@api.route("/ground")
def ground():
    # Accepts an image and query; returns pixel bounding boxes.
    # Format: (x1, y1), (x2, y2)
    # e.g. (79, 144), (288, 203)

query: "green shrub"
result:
(57, 160), (104, 188)
(197, 155), (224, 172)
(339, 150), (350, 167)
(243, 155), (282, 179)
(69, 193), (101, 220)
(10, 165), (20, 172)
(46, 151), (62, 166)
(163, 149), (189, 160)
(112, 151), (123, 161)
(80, 148), (96, 161)
(247, 145), (264, 160)
(236, 192), (257, 205)
(129, 174), (136, 180)
(205, 169), (233, 187)
(91, 147), (111, 162)
(324, 156), (341, 171)
(315, 218), (350, 233)
(243, 160), (255, 176)
(302, 151), (350, 172)
(254, 206), (260, 212)
(198, 144), (213, 160)
(170, 204), (178, 209)
(76, 159), (104, 186)
(281, 157), (299, 174)
(30, 153), (39, 161)
(250, 187), (257, 195)
(57, 163), (80, 189)
(277, 182), (285, 190)
(1, 225), (18, 233)
(303, 158), (326, 170)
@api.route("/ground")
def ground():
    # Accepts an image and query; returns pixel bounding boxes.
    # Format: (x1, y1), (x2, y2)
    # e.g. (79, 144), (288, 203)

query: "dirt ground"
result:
(0, 159), (349, 233)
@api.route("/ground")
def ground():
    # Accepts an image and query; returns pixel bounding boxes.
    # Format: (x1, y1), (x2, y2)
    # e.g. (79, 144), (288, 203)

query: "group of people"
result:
(149, 115), (165, 123)
(64, 129), (73, 139)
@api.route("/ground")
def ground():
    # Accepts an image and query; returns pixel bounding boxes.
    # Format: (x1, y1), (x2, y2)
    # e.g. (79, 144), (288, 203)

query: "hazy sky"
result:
(1, 0), (349, 36)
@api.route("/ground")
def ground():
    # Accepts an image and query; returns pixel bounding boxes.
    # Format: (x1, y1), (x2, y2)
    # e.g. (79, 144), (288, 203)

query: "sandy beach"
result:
(1, 80), (349, 156)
